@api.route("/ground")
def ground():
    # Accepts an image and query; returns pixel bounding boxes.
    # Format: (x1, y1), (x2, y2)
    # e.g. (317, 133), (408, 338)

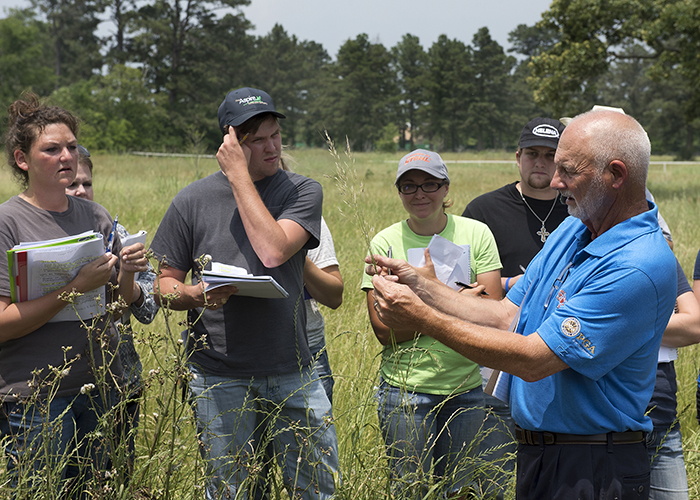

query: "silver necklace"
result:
(519, 188), (558, 243)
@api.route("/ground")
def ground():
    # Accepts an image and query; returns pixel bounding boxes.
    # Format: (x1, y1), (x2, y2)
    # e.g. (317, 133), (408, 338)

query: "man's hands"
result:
(202, 284), (238, 310)
(370, 272), (430, 334)
(365, 248), (437, 333)
(156, 266), (238, 311)
(217, 125), (251, 182)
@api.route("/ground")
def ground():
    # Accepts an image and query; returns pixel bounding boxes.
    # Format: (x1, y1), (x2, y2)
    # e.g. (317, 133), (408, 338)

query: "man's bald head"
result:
(565, 110), (650, 191)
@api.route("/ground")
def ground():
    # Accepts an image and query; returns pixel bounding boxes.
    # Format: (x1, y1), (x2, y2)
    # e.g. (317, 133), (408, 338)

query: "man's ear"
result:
(607, 160), (628, 189)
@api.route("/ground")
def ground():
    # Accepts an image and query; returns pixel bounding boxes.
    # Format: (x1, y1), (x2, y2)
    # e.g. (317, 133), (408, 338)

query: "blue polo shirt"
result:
(506, 203), (676, 434)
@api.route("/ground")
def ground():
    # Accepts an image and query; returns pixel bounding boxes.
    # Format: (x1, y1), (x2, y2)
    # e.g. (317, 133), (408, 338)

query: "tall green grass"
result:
(1, 148), (699, 498)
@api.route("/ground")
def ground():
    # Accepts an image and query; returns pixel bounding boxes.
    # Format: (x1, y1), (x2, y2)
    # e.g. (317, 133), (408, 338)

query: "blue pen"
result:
(106, 215), (118, 253)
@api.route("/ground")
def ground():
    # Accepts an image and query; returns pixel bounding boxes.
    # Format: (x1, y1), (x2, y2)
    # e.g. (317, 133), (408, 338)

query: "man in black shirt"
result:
(463, 117), (568, 281)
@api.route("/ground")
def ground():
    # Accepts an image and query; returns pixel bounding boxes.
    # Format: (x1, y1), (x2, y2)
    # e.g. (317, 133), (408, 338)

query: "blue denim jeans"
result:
(376, 379), (486, 498)
(188, 365), (339, 500)
(479, 391), (516, 499)
(310, 338), (334, 404)
(0, 389), (116, 496)
(647, 426), (689, 500)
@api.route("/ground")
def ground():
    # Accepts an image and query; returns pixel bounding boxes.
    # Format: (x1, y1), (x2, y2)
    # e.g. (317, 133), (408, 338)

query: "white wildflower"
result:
(80, 383), (95, 394)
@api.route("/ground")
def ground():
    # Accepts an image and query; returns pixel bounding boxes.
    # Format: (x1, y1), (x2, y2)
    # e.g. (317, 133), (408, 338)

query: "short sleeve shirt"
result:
(150, 169), (322, 377)
(361, 214), (502, 395)
(506, 204), (677, 434)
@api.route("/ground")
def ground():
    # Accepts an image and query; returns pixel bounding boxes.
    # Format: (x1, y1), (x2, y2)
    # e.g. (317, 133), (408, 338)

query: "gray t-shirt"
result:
(305, 217), (339, 349)
(0, 195), (121, 401)
(150, 169), (322, 377)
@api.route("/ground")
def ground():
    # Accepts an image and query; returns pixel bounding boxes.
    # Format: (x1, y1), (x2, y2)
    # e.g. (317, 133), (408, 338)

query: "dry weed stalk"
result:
(325, 132), (375, 259)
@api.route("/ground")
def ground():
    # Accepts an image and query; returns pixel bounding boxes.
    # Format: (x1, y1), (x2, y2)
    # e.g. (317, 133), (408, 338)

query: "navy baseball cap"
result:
(518, 117), (566, 149)
(217, 87), (286, 134)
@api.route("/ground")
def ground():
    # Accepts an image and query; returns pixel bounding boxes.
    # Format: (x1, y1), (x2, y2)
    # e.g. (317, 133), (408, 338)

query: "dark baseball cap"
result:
(217, 87), (286, 134)
(518, 117), (566, 150)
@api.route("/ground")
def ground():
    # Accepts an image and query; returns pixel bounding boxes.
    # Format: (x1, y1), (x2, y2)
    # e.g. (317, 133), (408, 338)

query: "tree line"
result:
(0, 0), (698, 158)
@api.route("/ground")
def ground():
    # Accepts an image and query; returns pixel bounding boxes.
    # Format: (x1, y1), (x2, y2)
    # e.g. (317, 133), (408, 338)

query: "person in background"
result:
(278, 162), (343, 403)
(647, 257), (700, 500)
(461, 117), (568, 496)
(361, 149), (502, 498)
(66, 145), (159, 475)
(693, 251), (700, 435)
(303, 216), (343, 402)
(150, 87), (339, 499)
(463, 117), (569, 282)
(0, 93), (147, 495)
(369, 110), (677, 499)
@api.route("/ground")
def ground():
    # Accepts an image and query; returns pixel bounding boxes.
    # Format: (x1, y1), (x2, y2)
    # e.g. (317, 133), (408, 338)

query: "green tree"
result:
(129, 0), (251, 116)
(423, 35), (474, 151)
(506, 23), (555, 135)
(29, 0), (104, 85)
(467, 27), (517, 150)
(392, 34), (427, 150)
(249, 24), (330, 147)
(528, 0), (700, 157)
(49, 65), (169, 152)
(319, 34), (397, 151)
(0, 9), (55, 109)
(103, 0), (137, 66)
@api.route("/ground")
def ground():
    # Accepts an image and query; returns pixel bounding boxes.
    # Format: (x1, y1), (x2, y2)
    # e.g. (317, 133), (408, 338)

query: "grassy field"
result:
(1, 146), (700, 498)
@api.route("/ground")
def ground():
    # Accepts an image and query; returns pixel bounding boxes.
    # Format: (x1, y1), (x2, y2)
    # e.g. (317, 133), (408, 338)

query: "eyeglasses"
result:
(398, 181), (447, 195)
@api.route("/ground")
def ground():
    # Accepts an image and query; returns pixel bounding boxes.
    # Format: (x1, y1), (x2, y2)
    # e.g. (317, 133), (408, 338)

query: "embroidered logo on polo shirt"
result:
(561, 317), (596, 355)
(556, 290), (567, 308)
(560, 317), (580, 337)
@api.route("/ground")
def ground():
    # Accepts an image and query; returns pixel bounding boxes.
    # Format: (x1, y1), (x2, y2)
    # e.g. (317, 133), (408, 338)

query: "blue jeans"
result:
(310, 338), (334, 404)
(647, 426), (689, 500)
(189, 365), (339, 500)
(479, 392), (516, 499)
(0, 389), (116, 496)
(376, 379), (486, 498)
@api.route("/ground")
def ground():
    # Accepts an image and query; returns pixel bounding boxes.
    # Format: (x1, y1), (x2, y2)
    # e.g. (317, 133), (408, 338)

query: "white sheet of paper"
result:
(406, 234), (471, 289)
(121, 230), (147, 247)
(202, 262), (289, 299)
(657, 345), (678, 363)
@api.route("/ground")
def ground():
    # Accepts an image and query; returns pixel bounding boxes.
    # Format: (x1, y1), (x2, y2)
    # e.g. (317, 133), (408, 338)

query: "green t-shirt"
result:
(361, 214), (502, 395)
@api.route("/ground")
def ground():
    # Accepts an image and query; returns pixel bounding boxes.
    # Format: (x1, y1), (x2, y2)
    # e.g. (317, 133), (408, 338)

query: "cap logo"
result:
(236, 95), (267, 107)
(532, 124), (560, 139)
(404, 153), (431, 163)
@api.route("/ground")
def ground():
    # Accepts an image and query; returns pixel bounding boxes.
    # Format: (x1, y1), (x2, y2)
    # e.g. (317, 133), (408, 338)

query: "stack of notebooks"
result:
(7, 230), (105, 322)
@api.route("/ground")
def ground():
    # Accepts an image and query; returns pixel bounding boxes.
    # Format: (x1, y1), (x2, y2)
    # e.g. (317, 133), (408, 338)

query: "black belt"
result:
(515, 425), (644, 446)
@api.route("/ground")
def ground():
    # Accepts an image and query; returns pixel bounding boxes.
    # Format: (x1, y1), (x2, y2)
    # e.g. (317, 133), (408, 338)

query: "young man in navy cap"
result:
(461, 117), (568, 498)
(463, 117), (568, 279)
(150, 87), (339, 499)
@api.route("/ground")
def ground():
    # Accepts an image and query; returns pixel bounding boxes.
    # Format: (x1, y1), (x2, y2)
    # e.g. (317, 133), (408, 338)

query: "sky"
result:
(0, 0), (555, 57)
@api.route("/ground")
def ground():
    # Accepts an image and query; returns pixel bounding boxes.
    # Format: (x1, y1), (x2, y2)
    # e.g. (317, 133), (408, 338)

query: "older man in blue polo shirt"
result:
(367, 109), (676, 499)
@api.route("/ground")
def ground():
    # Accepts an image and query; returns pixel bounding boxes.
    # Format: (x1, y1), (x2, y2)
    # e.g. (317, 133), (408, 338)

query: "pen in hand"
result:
(387, 246), (392, 276)
(224, 125), (248, 144)
(455, 281), (489, 296)
(106, 215), (118, 253)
